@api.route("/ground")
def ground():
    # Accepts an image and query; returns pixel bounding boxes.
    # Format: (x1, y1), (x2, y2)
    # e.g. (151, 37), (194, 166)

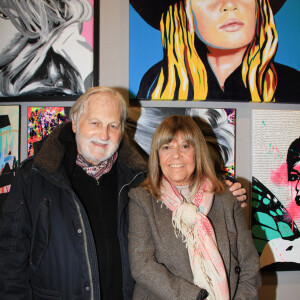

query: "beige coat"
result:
(128, 187), (261, 300)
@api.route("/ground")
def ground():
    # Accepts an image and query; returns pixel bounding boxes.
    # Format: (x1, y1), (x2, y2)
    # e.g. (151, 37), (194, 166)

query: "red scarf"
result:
(76, 152), (118, 180)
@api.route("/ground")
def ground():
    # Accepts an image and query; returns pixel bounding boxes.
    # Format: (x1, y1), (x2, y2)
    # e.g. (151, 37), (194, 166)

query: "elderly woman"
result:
(131, 0), (299, 102)
(128, 115), (261, 299)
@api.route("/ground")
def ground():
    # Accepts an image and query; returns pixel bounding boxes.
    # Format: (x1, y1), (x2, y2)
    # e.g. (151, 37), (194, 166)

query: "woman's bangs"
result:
(180, 124), (196, 146)
(157, 129), (176, 149)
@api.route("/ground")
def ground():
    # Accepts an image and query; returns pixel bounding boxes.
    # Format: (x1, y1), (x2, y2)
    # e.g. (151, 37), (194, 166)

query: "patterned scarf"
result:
(160, 176), (229, 300)
(76, 152), (118, 180)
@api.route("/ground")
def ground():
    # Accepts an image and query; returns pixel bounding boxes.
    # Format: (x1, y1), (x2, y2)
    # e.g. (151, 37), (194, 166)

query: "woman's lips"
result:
(220, 19), (244, 32)
(169, 164), (185, 168)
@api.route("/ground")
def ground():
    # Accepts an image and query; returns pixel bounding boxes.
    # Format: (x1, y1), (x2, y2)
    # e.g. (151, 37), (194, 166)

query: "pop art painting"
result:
(28, 107), (70, 157)
(252, 110), (300, 270)
(127, 107), (235, 177)
(0, 0), (98, 98)
(129, 0), (299, 102)
(0, 106), (19, 212)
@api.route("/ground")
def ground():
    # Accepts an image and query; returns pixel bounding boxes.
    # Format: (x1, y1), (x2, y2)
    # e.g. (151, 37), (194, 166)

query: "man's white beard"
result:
(75, 127), (120, 165)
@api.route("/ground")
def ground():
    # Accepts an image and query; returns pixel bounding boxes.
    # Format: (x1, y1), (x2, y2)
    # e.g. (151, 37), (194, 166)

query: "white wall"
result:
(2, 0), (299, 298)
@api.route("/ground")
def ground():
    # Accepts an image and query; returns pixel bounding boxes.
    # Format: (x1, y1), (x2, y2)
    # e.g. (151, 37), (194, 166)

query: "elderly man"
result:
(0, 87), (246, 299)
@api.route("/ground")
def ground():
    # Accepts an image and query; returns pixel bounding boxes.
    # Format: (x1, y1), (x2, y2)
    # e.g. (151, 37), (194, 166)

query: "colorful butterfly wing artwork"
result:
(252, 176), (300, 255)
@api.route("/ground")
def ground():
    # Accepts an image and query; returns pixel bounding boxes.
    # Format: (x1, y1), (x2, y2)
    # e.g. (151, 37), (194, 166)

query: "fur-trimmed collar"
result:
(33, 122), (147, 175)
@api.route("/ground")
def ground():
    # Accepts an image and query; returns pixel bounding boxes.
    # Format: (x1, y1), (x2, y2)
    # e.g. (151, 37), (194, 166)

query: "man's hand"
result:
(226, 180), (247, 208)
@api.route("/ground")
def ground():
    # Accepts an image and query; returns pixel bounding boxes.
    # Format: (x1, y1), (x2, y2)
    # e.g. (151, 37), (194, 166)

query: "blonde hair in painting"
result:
(242, 0), (278, 102)
(150, 0), (278, 102)
(151, 0), (208, 100)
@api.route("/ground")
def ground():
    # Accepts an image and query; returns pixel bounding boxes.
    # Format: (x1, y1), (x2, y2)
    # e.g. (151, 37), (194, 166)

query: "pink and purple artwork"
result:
(28, 107), (70, 157)
(252, 110), (300, 270)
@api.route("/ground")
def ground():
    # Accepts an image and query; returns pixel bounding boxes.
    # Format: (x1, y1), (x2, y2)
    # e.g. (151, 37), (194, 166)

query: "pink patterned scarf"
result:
(160, 176), (229, 300)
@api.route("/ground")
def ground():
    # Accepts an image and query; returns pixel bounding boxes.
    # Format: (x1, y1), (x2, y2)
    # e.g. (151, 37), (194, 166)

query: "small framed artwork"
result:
(28, 107), (70, 157)
(0, 0), (99, 101)
(0, 105), (20, 212)
(127, 107), (236, 178)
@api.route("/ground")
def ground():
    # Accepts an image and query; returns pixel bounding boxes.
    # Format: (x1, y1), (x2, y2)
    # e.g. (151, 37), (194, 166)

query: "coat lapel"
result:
(152, 200), (194, 281)
(208, 195), (231, 273)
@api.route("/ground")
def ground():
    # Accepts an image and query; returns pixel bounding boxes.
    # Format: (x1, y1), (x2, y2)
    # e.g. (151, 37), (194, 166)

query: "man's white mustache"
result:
(90, 139), (111, 146)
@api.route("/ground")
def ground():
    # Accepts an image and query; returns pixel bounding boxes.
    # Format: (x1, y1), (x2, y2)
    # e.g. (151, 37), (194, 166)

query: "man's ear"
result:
(72, 121), (77, 133)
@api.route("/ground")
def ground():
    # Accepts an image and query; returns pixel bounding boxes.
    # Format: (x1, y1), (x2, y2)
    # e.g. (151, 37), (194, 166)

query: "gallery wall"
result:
(101, 1), (299, 298)
(1, 0), (299, 299)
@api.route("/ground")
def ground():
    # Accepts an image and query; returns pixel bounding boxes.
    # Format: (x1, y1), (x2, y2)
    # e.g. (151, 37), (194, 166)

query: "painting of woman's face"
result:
(0, 11), (25, 66)
(289, 162), (300, 206)
(190, 0), (256, 50)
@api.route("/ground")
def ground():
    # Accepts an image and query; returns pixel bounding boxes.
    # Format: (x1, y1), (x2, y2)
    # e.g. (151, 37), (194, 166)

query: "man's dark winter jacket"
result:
(0, 122), (147, 299)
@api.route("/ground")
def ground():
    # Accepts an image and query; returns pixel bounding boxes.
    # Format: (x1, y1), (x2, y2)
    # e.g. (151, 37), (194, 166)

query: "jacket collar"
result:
(33, 121), (147, 175)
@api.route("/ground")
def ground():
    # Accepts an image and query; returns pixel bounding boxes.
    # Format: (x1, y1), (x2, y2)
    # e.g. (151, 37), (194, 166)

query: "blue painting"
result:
(130, 0), (299, 102)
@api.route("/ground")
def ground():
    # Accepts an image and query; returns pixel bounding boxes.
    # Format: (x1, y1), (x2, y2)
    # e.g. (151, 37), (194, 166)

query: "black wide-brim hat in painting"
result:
(130, 0), (287, 29)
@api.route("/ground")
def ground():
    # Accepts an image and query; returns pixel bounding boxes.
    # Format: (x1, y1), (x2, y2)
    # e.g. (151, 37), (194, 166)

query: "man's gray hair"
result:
(69, 86), (128, 131)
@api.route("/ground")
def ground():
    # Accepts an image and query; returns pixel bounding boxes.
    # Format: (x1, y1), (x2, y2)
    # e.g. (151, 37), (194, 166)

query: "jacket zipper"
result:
(72, 194), (94, 300)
